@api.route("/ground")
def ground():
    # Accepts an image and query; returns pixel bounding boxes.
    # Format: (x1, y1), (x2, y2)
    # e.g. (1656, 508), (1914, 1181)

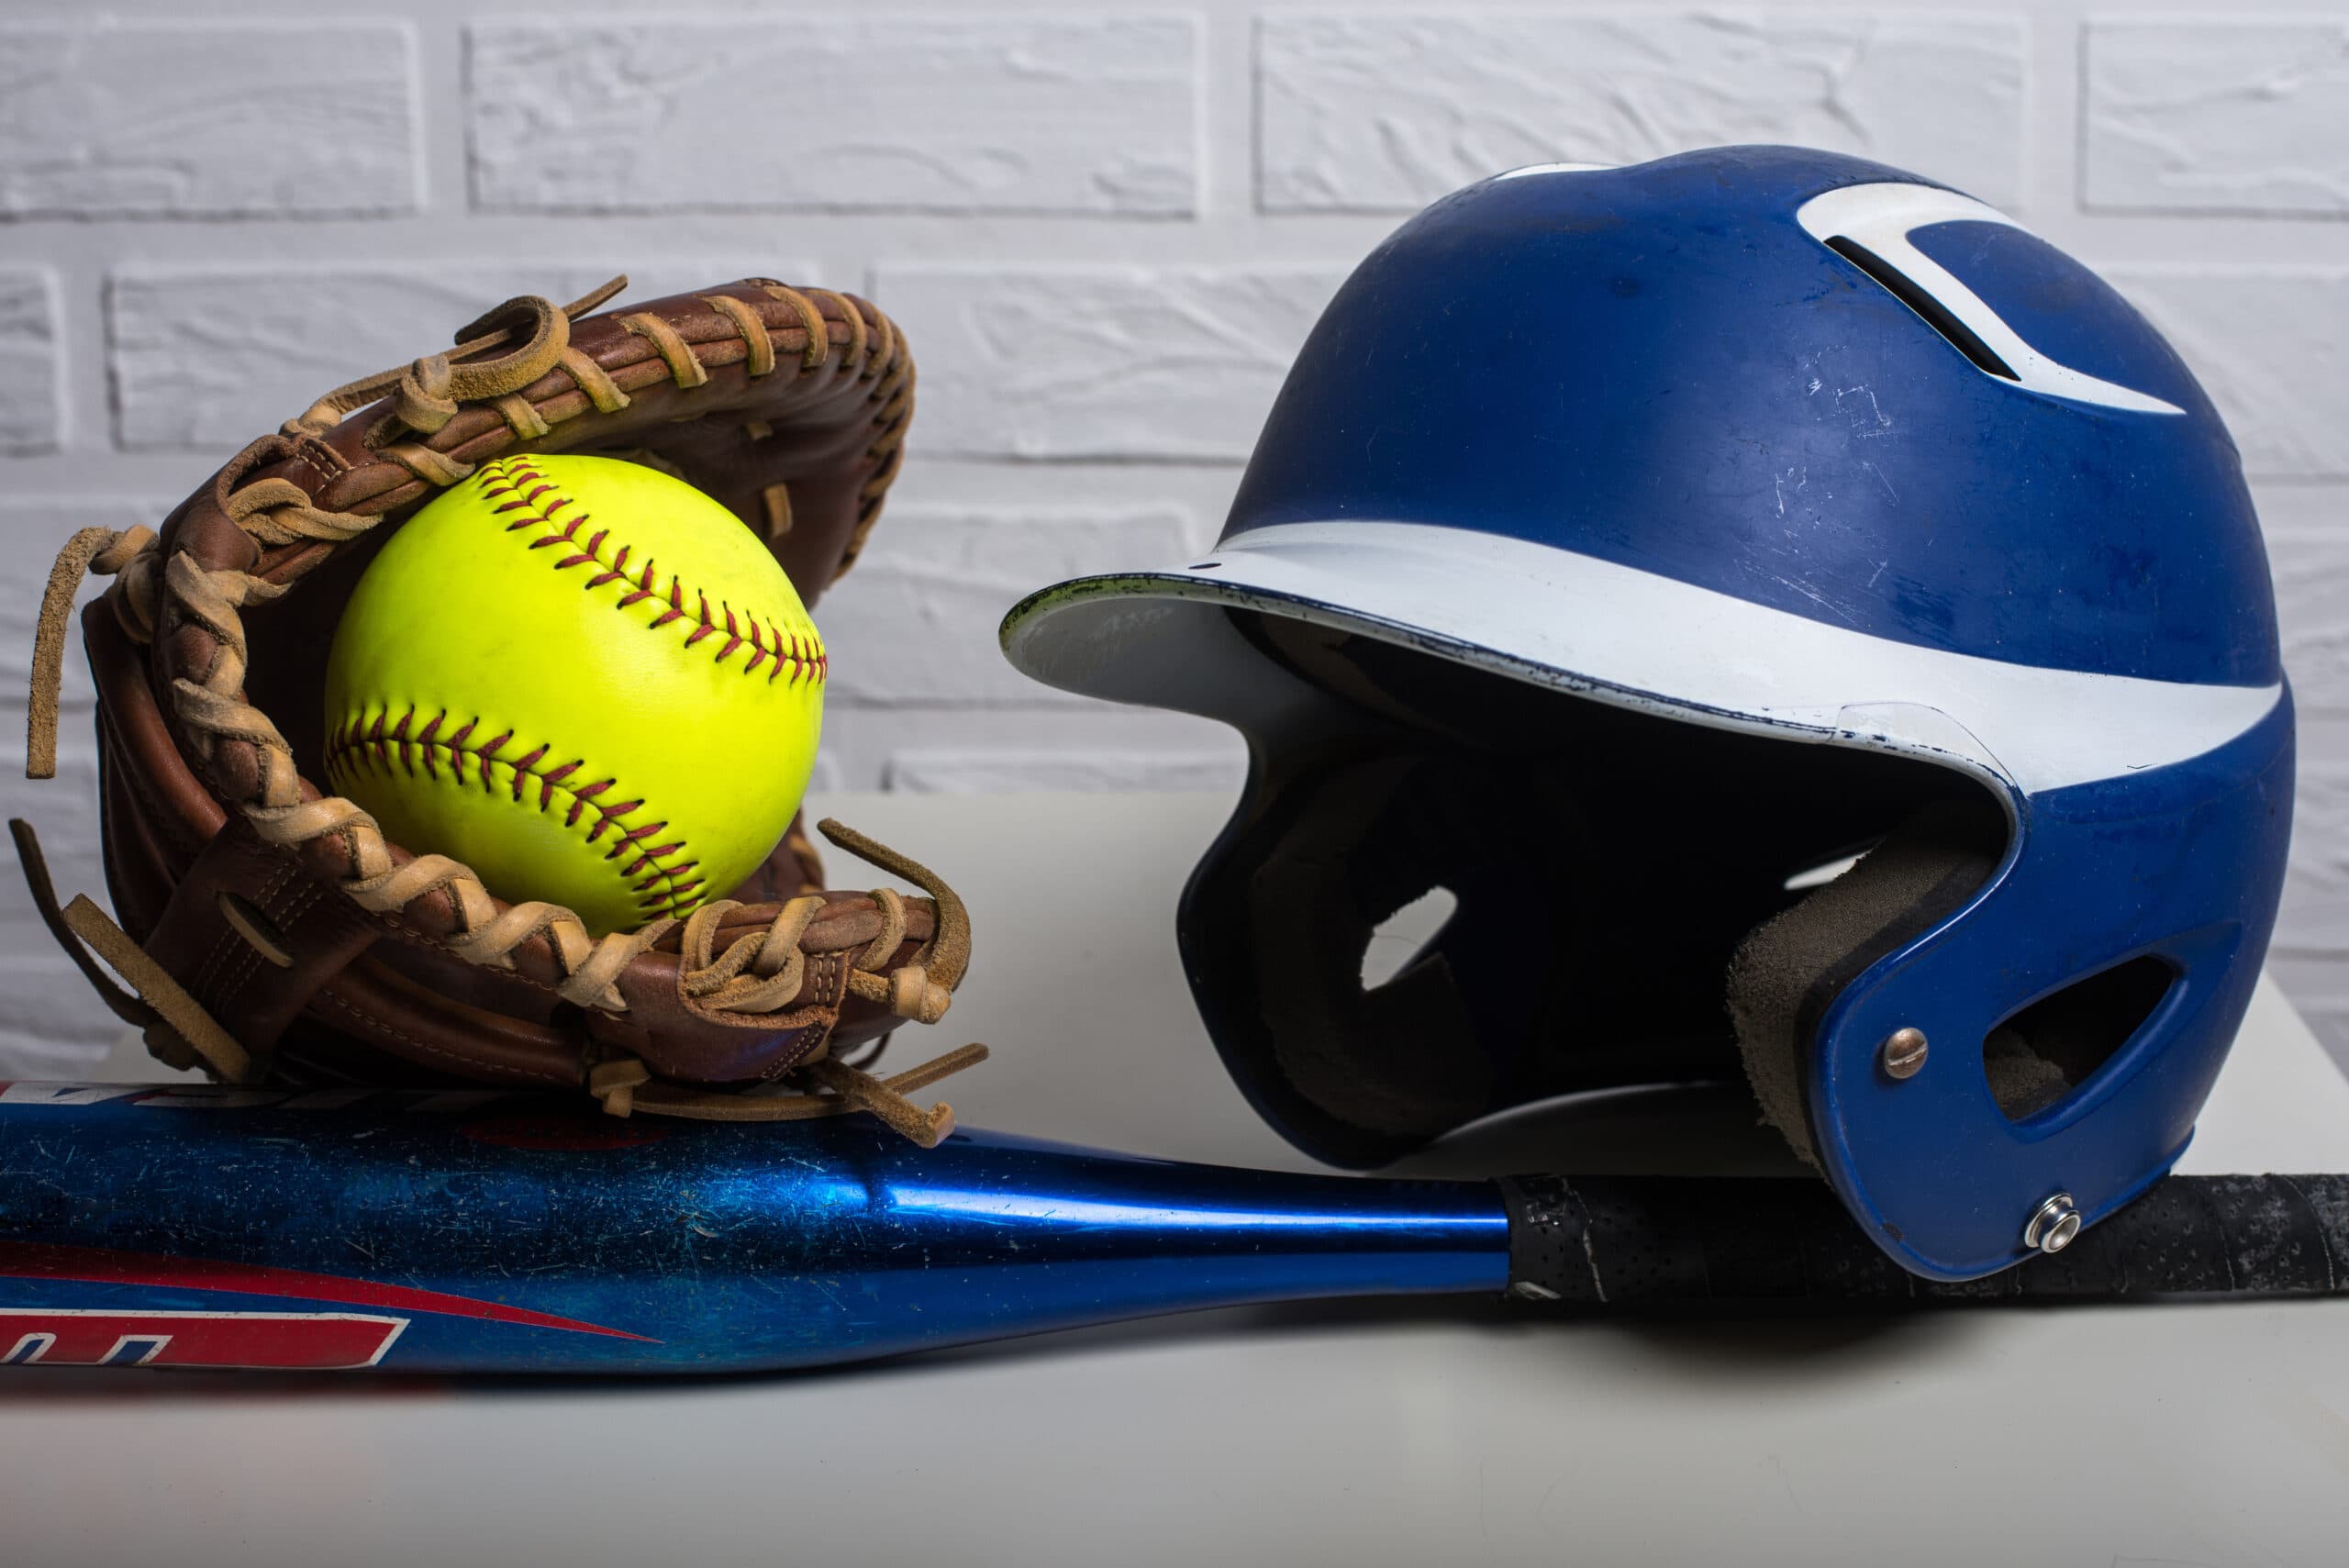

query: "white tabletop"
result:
(8, 791), (2349, 1567)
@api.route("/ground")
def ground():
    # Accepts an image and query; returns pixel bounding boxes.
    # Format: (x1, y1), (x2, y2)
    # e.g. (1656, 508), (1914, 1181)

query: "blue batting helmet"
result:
(1002, 146), (2292, 1282)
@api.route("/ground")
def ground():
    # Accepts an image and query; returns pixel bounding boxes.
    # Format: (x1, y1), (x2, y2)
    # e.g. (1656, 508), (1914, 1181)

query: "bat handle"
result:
(1500, 1173), (2349, 1304)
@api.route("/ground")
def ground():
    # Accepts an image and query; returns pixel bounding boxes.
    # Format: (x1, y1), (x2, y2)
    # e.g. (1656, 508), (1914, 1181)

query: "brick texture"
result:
(822, 505), (1201, 706)
(2264, 487), (2349, 718)
(2108, 269), (2349, 482)
(109, 263), (807, 450)
(2086, 19), (2349, 216)
(0, 497), (161, 1073)
(469, 16), (1197, 215)
(2280, 757), (2349, 954)
(2, 3), (2347, 1073)
(0, 21), (419, 218)
(0, 272), (58, 455)
(1258, 11), (2027, 212)
(874, 266), (1342, 460)
(0, 497), (162, 718)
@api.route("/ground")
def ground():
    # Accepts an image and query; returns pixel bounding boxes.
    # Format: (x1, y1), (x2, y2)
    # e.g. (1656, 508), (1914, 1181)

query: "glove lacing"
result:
(14, 279), (975, 1145)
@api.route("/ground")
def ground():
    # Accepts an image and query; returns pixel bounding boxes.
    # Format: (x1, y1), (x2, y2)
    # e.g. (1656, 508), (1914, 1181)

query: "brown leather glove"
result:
(17, 277), (982, 1145)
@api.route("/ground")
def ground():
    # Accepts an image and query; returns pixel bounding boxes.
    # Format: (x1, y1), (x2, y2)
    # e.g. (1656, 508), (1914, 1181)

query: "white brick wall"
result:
(874, 265), (1344, 458)
(2, 0), (2346, 1077)
(467, 16), (1200, 215)
(109, 261), (800, 448)
(821, 504), (1206, 705)
(1257, 11), (2030, 210)
(2084, 19), (2349, 215)
(2104, 267), (2349, 480)
(0, 271), (60, 453)
(0, 21), (421, 218)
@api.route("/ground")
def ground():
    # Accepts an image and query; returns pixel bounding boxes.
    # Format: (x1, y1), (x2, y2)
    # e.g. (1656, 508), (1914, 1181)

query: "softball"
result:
(323, 454), (825, 936)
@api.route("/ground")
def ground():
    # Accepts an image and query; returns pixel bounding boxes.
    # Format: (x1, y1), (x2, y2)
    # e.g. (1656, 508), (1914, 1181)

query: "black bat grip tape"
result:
(1497, 1173), (2349, 1305)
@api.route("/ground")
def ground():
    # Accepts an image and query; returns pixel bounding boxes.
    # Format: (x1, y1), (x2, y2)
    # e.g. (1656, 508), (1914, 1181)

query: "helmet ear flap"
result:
(1726, 802), (2005, 1167)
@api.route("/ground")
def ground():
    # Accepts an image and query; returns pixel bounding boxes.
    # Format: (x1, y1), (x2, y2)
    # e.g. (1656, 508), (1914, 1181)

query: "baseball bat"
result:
(0, 1082), (2343, 1374)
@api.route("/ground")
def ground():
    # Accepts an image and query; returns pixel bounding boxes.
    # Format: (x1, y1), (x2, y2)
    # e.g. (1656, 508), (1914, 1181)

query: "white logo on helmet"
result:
(1796, 183), (2184, 416)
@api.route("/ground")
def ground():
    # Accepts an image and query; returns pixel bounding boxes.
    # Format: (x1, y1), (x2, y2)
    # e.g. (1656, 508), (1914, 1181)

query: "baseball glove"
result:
(17, 275), (983, 1145)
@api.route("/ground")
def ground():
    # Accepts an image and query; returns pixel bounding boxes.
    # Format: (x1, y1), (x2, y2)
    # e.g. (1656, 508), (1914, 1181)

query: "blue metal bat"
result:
(0, 1083), (1503, 1373)
(1, 1084), (2343, 1373)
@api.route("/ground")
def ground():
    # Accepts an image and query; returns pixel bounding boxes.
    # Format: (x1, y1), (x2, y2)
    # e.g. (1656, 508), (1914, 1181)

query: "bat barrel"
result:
(0, 1084), (1508, 1373)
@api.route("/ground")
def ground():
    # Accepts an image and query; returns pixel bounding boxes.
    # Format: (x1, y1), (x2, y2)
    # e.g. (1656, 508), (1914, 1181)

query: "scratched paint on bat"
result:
(0, 1240), (658, 1341)
(0, 1083), (1509, 1374)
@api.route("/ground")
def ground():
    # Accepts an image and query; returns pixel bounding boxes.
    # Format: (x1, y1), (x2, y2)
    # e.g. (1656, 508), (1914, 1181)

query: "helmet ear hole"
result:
(1361, 884), (1458, 990)
(1983, 956), (2176, 1121)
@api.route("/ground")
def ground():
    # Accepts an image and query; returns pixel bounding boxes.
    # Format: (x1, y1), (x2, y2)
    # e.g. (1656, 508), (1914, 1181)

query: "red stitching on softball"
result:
(477, 457), (820, 689)
(324, 711), (705, 922)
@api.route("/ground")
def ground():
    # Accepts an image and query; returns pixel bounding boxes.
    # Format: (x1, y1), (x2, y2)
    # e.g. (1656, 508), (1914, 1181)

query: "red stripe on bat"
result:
(2, 1309), (406, 1370)
(0, 1241), (656, 1342)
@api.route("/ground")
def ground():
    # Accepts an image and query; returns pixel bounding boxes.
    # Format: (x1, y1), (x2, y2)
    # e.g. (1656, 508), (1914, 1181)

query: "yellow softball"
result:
(323, 454), (825, 936)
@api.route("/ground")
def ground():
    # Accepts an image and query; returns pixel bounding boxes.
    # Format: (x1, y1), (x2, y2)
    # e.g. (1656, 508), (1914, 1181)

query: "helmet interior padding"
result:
(1183, 614), (2009, 1170)
(1725, 803), (2005, 1167)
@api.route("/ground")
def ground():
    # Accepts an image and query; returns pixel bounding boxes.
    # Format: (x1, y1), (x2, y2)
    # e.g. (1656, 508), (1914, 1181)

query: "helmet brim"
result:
(1002, 520), (2282, 799)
